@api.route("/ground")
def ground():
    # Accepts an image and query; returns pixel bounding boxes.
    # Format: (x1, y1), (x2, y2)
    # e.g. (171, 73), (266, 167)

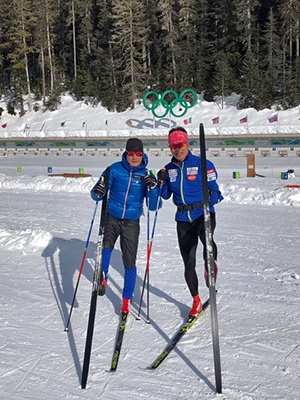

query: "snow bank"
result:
(1, 94), (300, 137)
(0, 173), (299, 206)
(221, 181), (300, 207)
(0, 174), (96, 193)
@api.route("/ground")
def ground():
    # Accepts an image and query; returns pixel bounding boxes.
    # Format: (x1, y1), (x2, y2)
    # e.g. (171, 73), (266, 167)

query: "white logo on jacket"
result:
(187, 167), (198, 175)
(207, 168), (216, 181)
(168, 169), (177, 182)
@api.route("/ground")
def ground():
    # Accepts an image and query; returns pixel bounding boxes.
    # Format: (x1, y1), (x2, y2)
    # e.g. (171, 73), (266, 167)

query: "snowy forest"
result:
(0, 0), (300, 115)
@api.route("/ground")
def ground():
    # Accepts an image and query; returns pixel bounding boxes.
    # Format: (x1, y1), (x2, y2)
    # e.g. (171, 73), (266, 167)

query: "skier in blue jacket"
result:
(91, 138), (159, 313)
(157, 127), (223, 317)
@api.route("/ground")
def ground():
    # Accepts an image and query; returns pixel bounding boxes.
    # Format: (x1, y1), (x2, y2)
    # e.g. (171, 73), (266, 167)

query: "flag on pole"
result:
(23, 124), (29, 133)
(183, 117), (192, 125)
(1, 123), (7, 128)
(212, 116), (219, 124)
(268, 114), (278, 123)
(61, 121), (65, 127)
(240, 115), (248, 124)
(39, 122), (45, 132)
(105, 120), (108, 125)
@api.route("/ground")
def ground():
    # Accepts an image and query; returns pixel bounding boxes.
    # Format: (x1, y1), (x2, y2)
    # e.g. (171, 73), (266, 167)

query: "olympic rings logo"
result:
(143, 89), (198, 118)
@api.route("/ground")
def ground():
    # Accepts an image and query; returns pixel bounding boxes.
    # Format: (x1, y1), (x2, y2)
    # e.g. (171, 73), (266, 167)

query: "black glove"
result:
(94, 180), (106, 197)
(157, 168), (167, 183)
(145, 173), (157, 189)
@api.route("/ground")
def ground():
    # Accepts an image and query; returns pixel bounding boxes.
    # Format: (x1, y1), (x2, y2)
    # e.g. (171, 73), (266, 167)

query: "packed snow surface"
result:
(0, 154), (299, 400)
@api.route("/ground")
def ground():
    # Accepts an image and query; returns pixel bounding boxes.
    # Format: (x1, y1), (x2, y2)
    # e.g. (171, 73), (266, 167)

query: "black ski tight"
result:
(176, 213), (217, 297)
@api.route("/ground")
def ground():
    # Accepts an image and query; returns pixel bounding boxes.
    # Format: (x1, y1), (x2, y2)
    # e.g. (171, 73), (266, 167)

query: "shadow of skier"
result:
(41, 236), (96, 383)
(101, 246), (187, 318)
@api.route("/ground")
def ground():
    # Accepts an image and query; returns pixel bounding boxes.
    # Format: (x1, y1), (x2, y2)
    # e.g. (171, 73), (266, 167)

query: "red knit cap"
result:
(168, 130), (189, 146)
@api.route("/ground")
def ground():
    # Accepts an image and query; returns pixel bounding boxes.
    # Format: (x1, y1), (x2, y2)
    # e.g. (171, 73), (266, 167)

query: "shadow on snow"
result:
(41, 236), (212, 387)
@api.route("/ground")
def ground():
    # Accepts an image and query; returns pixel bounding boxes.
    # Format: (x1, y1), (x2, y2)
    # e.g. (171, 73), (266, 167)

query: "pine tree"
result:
(204, 0), (240, 100)
(54, 1), (74, 90)
(32, 0), (59, 104)
(7, 0), (36, 113)
(157, 0), (179, 89)
(214, 54), (234, 108)
(191, 0), (211, 94)
(239, 48), (260, 108)
(280, 0), (300, 106)
(0, 2), (14, 94)
(177, 0), (199, 89)
(143, 0), (160, 88)
(235, 0), (261, 108)
(259, 7), (282, 107)
(90, 0), (117, 110)
(234, 0), (259, 53)
(71, 0), (94, 99)
(111, 0), (150, 110)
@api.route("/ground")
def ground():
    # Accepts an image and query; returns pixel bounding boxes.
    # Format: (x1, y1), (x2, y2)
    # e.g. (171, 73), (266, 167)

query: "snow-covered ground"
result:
(1, 93), (300, 138)
(0, 154), (299, 400)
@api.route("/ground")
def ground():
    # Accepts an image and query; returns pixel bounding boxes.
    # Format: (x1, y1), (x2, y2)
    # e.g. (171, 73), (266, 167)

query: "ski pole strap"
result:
(177, 202), (203, 212)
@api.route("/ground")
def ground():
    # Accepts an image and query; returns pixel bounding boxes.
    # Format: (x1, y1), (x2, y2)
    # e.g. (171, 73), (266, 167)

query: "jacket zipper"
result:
(122, 169), (132, 219)
(179, 162), (192, 222)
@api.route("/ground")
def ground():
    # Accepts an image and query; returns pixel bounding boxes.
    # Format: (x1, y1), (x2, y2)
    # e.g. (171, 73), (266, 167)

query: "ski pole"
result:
(137, 183), (162, 320)
(65, 199), (99, 332)
(146, 245), (150, 323)
(146, 187), (150, 323)
(137, 187), (150, 320)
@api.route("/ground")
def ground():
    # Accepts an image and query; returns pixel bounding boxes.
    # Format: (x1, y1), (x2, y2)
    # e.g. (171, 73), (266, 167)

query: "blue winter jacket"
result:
(91, 152), (160, 220)
(161, 151), (223, 222)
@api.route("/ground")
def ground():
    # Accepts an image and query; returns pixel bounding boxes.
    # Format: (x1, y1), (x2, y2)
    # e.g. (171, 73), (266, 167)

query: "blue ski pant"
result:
(101, 213), (139, 299)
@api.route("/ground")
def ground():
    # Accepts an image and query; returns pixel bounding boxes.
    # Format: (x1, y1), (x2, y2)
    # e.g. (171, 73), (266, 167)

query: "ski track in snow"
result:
(0, 155), (299, 400)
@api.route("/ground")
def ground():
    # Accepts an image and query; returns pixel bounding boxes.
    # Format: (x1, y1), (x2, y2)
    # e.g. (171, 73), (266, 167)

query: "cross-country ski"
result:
(149, 299), (210, 369)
